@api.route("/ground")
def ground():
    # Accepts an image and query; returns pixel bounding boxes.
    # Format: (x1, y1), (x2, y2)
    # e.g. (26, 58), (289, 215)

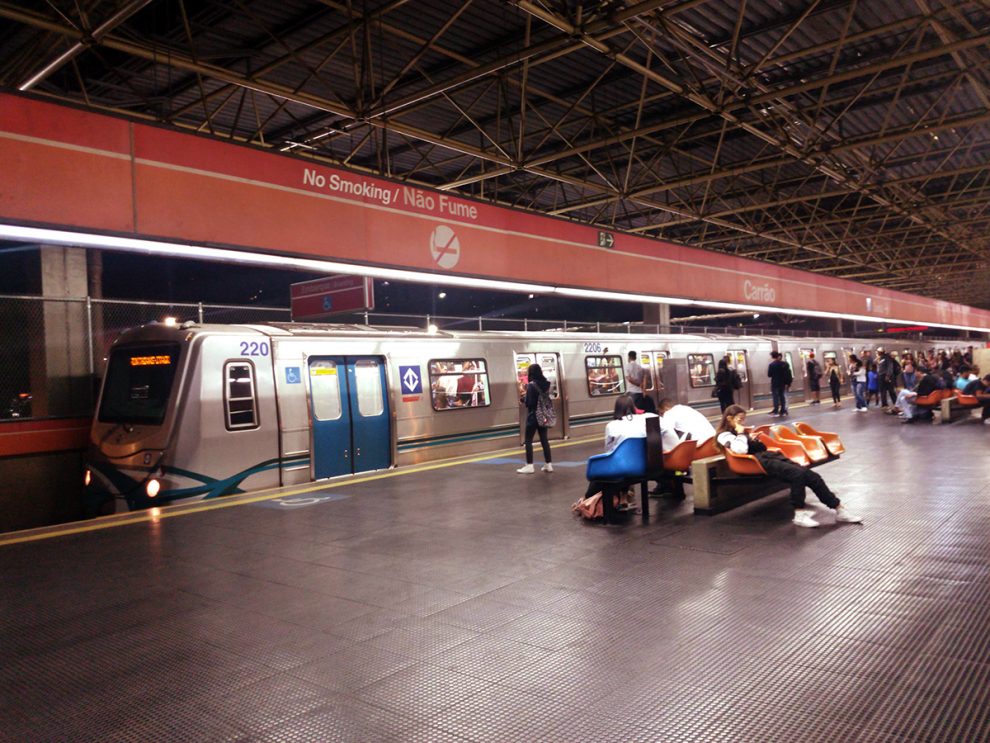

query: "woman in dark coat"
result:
(714, 358), (736, 412)
(517, 363), (553, 474)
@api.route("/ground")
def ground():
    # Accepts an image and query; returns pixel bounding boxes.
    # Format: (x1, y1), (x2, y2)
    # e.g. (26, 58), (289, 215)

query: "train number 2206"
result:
(239, 341), (270, 356)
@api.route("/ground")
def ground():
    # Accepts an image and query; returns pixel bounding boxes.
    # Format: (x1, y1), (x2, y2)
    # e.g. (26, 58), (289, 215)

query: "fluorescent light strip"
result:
(2, 224), (987, 333)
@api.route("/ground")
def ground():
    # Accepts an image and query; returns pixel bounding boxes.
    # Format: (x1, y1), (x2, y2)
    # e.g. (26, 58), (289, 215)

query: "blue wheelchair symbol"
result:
(322, 295), (333, 311)
(285, 367), (301, 384)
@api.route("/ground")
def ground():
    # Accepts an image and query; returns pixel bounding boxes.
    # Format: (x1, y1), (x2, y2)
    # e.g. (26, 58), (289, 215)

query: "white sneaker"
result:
(983, 419), (990, 425)
(516, 464), (535, 474)
(541, 463), (554, 473)
(834, 506), (863, 523)
(792, 509), (820, 528)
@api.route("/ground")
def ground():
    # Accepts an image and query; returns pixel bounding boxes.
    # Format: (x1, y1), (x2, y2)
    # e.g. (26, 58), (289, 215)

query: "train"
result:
(82, 320), (936, 513)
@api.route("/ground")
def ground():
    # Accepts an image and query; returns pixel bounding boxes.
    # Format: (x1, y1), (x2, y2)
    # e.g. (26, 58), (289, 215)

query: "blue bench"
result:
(585, 418), (663, 524)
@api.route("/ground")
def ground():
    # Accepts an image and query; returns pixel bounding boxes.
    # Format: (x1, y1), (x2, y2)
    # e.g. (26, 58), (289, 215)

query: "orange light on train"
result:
(146, 479), (160, 498)
(84, 469), (91, 487)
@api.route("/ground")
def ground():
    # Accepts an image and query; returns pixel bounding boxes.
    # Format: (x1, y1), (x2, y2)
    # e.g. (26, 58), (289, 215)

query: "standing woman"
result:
(517, 363), (553, 474)
(825, 357), (844, 408)
(714, 358), (735, 412)
(848, 354), (867, 412)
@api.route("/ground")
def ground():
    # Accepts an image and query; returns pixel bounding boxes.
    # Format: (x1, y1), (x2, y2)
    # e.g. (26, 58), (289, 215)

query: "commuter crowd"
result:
(842, 347), (990, 424)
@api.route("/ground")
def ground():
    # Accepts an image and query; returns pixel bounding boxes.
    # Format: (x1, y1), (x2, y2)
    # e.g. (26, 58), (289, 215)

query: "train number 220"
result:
(239, 341), (270, 356)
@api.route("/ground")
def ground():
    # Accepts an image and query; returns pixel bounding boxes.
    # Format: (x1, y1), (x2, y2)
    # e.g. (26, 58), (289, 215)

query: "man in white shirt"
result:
(625, 351), (655, 413)
(658, 398), (716, 444)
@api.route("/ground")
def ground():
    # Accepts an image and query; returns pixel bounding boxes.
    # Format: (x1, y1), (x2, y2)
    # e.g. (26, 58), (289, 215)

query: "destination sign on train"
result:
(130, 355), (172, 366)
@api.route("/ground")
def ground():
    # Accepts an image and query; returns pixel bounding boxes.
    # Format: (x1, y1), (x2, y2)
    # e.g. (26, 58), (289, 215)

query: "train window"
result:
(310, 360), (343, 420)
(429, 359), (491, 411)
(798, 348), (814, 377)
(224, 362), (259, 430)
(354, 360), (384, 417)
(515, 354), (561, 399)
(640, 352), (654, 391)
(687, 354), (716, 388)
(98, 343), (181, 425)
(728, 350), (748, 383)
(585, 355), (625, 396)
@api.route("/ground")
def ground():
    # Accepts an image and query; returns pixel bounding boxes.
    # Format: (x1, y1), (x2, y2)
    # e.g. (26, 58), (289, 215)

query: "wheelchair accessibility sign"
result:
(285, 366), (301, 384)
(399, 365), (422, 394)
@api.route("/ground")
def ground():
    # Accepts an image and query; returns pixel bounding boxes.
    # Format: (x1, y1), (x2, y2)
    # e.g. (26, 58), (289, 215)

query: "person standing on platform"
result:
(806, 352), (823, 405)
(877, 350), (899, 411)
(825, 357), (844, 408)
(517, 363), (553, 474)
(713, 358), (737, 412)
(768, 351), (793, 417)
(624, 350), (655, 413)
(848, 354), (868, 411)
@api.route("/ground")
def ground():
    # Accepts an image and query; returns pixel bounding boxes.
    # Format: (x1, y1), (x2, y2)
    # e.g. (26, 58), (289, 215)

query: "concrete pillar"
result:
(30, 246), (90, 417)
(642, 303), (670, 332)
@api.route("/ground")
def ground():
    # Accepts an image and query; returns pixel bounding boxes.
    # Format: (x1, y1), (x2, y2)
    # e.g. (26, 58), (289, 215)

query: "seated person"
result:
(963, 374), (990, 424)
(894, 370), (941, 422)
(658, 398), (716, 445)
(716, 405), (862, 528)
(584, 395), (662, 507)
(955, 367), (976, 390)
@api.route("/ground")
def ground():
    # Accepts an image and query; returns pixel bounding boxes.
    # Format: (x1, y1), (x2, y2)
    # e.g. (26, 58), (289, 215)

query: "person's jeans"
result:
(771, 386), (787, 414)
(852, 381), (867, 409)
(895, 389), (917, 418)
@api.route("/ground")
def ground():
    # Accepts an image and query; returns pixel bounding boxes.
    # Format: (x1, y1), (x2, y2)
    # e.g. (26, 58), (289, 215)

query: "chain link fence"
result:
(0, 295), (290, 420)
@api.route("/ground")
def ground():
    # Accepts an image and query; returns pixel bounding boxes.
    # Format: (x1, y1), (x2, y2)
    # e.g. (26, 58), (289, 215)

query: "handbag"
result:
(571, 492), (603, 519)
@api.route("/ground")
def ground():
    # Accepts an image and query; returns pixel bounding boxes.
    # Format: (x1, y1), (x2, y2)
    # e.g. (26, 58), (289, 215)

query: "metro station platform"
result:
(3, 403), (990, 742)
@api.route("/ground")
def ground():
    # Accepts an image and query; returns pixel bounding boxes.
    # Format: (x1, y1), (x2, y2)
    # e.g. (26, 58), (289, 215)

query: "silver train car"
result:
(82, 321), (931, 512)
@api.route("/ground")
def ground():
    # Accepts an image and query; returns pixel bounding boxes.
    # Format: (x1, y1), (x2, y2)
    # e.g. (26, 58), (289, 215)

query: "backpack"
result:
(535, 389), (556, 427)
(731, 370), (742, 390)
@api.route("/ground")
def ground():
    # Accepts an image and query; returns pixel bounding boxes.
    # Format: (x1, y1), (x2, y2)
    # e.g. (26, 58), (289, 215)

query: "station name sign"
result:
(290, 274), (375, 321)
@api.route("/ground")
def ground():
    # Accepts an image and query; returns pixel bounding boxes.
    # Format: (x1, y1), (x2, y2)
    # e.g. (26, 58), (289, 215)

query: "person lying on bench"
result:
(715, 405), (862, 528)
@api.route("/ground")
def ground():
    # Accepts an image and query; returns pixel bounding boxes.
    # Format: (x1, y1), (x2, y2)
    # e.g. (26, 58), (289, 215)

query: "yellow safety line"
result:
(0, 402), (794, 547)
(0, 433), (603, 547)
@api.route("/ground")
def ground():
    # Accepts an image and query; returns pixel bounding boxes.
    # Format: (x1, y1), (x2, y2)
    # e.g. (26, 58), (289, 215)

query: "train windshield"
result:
(98, 344), (181, 425)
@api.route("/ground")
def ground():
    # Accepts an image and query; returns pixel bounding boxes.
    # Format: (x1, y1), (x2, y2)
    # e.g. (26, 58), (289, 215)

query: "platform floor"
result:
(3, 402), (990, 742)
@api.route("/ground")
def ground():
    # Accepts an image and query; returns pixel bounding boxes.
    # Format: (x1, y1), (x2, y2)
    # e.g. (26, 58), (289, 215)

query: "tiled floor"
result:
(3, 402), (990, 741)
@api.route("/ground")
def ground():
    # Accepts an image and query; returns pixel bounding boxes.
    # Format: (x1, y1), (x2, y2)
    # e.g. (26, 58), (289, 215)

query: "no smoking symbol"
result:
(430, 225), (460, 269)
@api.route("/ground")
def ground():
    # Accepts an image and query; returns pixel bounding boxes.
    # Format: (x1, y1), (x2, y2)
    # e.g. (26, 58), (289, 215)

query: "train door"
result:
(728, 349), (752, 409)
(308, 356), (391, 480)
(516, 352), (567, 442)
(639, 350), (667, 408)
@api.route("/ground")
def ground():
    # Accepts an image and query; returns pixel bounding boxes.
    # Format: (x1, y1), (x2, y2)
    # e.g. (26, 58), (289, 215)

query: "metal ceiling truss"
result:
(0, 0), (987, 307)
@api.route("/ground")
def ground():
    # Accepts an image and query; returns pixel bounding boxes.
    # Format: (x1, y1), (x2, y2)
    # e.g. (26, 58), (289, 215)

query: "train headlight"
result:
(84, 469), (92, 487)
(146, 479), (161, 498)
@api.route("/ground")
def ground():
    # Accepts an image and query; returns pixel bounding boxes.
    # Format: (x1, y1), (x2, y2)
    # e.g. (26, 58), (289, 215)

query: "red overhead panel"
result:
(1, 92), (988, 330)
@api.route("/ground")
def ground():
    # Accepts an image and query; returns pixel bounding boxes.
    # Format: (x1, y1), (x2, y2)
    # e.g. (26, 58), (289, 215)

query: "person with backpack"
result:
(517, 363), (554, 474)
(877, 350), (900, 411)
(768, 351), (793, 417)
(713, 357), (738, 412)
(805, 352), (823, 405)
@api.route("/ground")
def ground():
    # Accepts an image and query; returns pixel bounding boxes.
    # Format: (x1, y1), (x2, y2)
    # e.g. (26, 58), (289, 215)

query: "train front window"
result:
(99, 344), (181, 425)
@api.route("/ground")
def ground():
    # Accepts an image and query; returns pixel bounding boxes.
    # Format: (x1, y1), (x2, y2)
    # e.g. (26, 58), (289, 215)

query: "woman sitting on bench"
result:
(715, 405), (862, 528)
(582, 395), (664, 507)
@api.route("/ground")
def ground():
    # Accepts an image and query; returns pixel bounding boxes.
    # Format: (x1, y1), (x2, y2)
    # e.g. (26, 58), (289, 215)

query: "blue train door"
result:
(308, 356), (391, 480)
